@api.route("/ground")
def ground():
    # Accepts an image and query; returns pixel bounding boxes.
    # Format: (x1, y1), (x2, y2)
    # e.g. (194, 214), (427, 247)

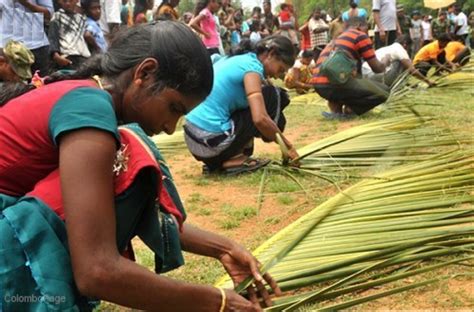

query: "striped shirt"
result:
(311, 29), (376, 86)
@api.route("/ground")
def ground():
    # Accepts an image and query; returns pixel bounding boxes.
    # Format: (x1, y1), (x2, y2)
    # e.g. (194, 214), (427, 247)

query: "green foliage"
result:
(177, 0), (195, 14)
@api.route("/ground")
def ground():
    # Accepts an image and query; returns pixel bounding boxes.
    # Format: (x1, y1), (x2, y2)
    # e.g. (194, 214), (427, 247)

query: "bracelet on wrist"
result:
(215, 287), (226, 312)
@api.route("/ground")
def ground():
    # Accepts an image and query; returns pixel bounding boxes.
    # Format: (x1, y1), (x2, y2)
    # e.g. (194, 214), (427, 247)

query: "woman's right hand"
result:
(225, 289), (262, 312)
(203, 31), (212, 39)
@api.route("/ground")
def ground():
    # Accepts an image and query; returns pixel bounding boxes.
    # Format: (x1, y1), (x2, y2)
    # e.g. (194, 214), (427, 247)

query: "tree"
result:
(178, 0), (195, 14)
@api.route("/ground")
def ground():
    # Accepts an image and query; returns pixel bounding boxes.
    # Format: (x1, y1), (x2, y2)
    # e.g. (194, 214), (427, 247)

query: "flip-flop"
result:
(321, 111), (356, 120)
(222, 157), (271, 176)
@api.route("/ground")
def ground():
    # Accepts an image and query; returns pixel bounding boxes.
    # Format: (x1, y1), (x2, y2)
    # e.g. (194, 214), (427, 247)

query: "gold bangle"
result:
(216, 287), (226, 312)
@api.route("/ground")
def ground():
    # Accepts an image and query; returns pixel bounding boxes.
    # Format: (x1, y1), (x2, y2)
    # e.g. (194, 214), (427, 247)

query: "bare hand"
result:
(379, 29), (386, 41)
(225, 289), (262, 312)
(203, 32), (211, 39)
(288, 147), (300, 167)
(219, 244), (282, 308)
(55, 55), (72, 67)
(427, 81), (437, 87)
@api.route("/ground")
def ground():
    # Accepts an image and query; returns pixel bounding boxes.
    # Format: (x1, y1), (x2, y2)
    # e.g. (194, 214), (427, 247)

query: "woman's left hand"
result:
(219, 243), (282, 307)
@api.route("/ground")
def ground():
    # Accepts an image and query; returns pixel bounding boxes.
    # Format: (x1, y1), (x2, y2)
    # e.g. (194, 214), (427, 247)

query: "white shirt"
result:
(372, 0), (397, 31)
(99, 0), (122, 34)
(0, 0), (53, 49)
(421, 20), (432, 41)
(455, 12), (468, 36)
(362, 42), (409, 77)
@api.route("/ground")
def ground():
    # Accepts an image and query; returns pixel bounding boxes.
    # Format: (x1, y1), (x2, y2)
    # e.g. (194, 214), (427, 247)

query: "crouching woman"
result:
(184, 36), (299, 175)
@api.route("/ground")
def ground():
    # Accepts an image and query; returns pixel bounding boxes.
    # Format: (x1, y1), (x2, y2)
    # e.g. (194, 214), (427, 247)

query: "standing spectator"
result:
(249, 19), (262, 43)
(421, 15), (433, 46)
(299, 16), (312, 51)
(372, 0), (400, 49)
(182, 12), (193, 24)
(308, 8), (329, 58)
(262, 0), (279, 34)
(189, 0), (221, 56)
(397, 4), (411, 36)
(453, 5), (468, 43)
(342, 0), (368, 26)
(0, 40), (34, 83)
(469, 11), (474, 48)
(154, 0), (180, 21)
(447, 4), (456, 33)
(410, 11), (423, 56)
(329, 14), (345, 40)
(0, 0), (54, 76)
(277, 3), (298, 47)
(99, 0), (122, 36)
(431, 11), (450, 40)
(82, 0), (108, 53)
(48, 0), (91, 70)
(133, 0), (153, 24)
(230, 15), (243, 48)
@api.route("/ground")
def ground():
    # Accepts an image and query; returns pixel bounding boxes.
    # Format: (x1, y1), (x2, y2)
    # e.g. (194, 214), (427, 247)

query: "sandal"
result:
(321, 111), (356, 120)
(221, 157), (271, 176)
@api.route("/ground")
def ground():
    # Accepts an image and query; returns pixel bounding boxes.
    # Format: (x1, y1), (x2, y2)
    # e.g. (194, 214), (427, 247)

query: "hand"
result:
(203, 32), (211, 39)
(287, 147), (300, 167)
(397, 28), (402, 37)
(427, 80), (436, 87)
(219, 243), (282, 308)
(224, 289), (262, 312)
(379, 28), (386, 41)
(55, 55), (72, 67)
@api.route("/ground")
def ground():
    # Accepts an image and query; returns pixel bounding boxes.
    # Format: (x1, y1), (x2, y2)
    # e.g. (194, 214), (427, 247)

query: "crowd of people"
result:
(0, 0), (473, 311)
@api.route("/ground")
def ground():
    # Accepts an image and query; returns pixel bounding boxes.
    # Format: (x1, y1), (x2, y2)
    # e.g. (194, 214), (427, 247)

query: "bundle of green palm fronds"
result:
(282, 115), (469, 178)
(151, 130), (188, 154)
(216, 151), (474, 311)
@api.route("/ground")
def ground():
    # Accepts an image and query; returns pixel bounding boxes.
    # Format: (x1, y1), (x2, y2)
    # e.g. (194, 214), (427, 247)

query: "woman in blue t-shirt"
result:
(342, 0), (368, 26)
(184, 35), (299, 175)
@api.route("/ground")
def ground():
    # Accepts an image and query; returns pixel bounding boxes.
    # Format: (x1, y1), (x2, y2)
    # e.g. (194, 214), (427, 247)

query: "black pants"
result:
(192, 86), (290, 170)
(315, 78), (390, 115)
(31, 45), (51, 77)
(374, 30), (397, 49)
(415, 51), (447, 76)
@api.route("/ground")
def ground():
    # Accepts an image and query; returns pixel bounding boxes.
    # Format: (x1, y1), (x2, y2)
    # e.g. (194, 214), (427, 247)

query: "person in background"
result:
(311, 17), (389, 119)
(48, 0), (92, 70)
(133, 0), (153, 24)
(329, 13), (345, 40)
(82, 0), (108, 53)
(342, 0), (368, 26)
(453, 5), (468, 44)
(0, 40), (34, 84)
(154, 0), (180, 20)
(413, 33), (454, 76)
(277, 3), (299, 47)
(410, 10), (423, 56)
(284, 49), (315, 94)
(397, 4), (411, 36)
(249, 19), (262, 43)
(184, 36), (299, 175)
(262, 0), (279, 34)
(469, 11), (474, 48)
(421, 15), (433, 46)
(182, 11), (193, 24)
(230, 15), (243, 48)
(372, 0), (400, 48)
(431, 11), (450, 40)
(445, 37), (471, 66)
(0, 0), (54, 76)
(362, 35), (435, 87)
(99, 0), (122, 36)
(308, 7), (329, 59)
(189, 0), (221, 56)
(321, 10), (332, 23)
(299, 15), (313, 51)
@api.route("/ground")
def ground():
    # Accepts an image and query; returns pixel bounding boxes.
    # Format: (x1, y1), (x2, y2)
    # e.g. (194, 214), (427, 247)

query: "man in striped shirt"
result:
(311, 17), (389, 118)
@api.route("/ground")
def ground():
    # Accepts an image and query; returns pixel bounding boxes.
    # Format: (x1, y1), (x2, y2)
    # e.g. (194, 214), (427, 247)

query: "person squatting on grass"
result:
(311, 17), (390, 119)
(0, 21), (280, 311)
(184, 35), (300, 176)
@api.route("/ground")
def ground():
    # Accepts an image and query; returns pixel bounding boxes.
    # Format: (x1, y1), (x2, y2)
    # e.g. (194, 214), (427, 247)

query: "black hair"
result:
(134, 0), (151, 19)
(250, 19), (261, 32)
(349, 0), (358, 9)
(438, 33), (452, 43)
(280, 3), (288, 10)
(301, 49), (315, 59)
(313, 7), (322, 13)
(80, 0), (100, 11)
(395, 34), (412, 46)
(439, 10), (447, 16)
(194, 0), (211, 16)
(0, 21), (213, 106)
(252, 6), (262, 14)
(230, 35), (296, 67)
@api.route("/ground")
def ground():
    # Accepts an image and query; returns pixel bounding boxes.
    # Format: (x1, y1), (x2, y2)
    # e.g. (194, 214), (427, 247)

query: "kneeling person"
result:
(413, 33), (453, 76)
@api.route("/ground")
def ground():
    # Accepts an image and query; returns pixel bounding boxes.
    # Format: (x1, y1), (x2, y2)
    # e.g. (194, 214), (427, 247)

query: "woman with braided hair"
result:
(0, 21), (279, 311)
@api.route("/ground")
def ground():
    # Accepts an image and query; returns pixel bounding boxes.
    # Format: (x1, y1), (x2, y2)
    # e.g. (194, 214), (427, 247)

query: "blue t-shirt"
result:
(186, 52), (264, 133)
(342, 8), (368, 22)
(86, 17), (108, 52)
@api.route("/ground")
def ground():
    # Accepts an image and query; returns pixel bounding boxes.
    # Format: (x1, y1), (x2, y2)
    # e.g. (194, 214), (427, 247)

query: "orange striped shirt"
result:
(311, 29), (376, 85)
